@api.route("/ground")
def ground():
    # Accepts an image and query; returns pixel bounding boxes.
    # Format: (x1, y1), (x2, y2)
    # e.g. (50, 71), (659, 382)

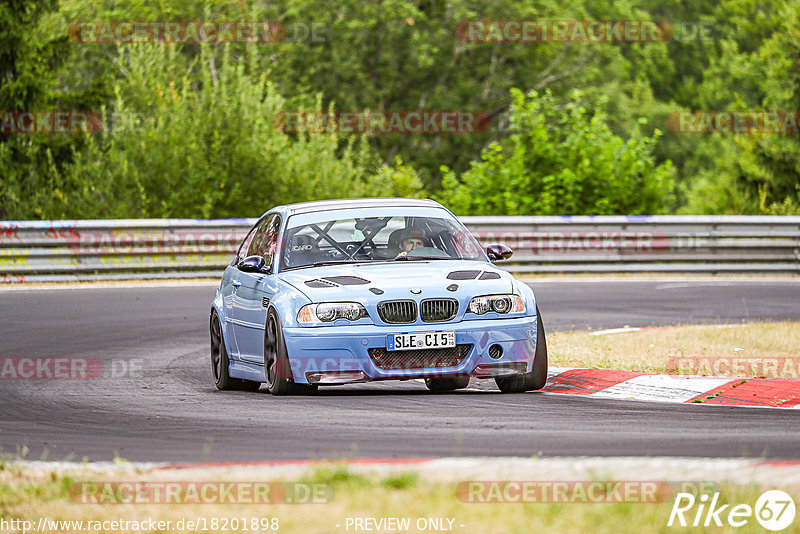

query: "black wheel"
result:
(425, 376), (470, 392)
(264, 309), (317, 396)
(211, 311), (261, 391)
(495, 305), (548, 393)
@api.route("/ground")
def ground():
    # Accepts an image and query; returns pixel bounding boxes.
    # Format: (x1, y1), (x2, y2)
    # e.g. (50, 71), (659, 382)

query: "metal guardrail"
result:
(1, 216), (799, 282)
(463, 215), (800, 274)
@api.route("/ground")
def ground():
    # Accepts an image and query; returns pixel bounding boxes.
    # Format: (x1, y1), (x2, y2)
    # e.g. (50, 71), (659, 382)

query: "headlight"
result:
(297, 302), (369, 323)
(468, 294), (525, 315)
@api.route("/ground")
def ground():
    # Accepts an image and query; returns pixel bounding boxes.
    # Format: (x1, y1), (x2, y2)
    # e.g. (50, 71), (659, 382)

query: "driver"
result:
(396, 228), (431, 258)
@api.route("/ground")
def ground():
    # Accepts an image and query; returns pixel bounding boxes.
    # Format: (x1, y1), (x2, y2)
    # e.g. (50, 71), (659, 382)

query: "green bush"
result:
(437, 89), (674, 215)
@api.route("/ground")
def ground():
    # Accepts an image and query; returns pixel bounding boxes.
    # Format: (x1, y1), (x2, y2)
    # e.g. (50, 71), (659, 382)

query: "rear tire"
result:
(211, 311), (261, 391)
(425, 376), (470, 392)
(264, 309), (317, 396)
(495, 305), (548, 393)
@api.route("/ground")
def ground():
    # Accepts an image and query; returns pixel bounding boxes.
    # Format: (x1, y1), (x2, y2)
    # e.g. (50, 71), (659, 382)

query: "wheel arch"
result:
(510, 277), (537, 316)
(264, 304), (299, 383)
(210, 296), (236, 364)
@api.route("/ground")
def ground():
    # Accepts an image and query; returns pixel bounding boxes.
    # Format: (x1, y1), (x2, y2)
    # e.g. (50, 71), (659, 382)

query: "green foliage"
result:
(380, 472), (419, 490)
(437, 89), (674, 215)
(2, 0), (799, 219)
(267, 0), (608, 186)
(307, 464), (372, 488)
(0, 0), (59, 111)
(679, 2), (800, 214)
(0, 0), (66, 219)
(3, 43), (418, 218)
(371, 157), (425, 199)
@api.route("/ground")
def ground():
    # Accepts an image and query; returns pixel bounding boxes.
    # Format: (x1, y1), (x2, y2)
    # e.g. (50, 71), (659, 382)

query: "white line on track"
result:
(522, 276), (800, 284)
(589, 327), (642, 336)
(0, 281), (220, 291)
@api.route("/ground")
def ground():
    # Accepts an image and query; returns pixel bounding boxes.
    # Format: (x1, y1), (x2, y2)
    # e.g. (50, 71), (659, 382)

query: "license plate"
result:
(387, 331), (456, 351)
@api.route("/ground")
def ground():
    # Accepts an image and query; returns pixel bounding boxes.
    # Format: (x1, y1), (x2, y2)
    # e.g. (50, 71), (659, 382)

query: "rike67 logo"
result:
(668, 490), (796, 531)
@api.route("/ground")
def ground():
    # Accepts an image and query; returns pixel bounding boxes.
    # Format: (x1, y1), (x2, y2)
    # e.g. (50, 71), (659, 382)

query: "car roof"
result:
(280, 197), (444, 215)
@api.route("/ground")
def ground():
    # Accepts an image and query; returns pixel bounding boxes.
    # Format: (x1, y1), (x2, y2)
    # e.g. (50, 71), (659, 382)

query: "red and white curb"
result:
(541, 367), (800, 408)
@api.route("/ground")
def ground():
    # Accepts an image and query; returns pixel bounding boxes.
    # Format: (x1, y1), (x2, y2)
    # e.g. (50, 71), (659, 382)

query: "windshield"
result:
(280, 208), (485, 270)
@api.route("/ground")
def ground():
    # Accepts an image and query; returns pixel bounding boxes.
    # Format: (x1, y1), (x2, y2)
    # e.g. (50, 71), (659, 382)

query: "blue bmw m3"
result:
(210, 198), (547, 395)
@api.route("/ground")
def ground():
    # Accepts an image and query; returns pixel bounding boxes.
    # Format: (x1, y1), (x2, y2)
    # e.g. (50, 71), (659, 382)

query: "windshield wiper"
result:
(403, 256), (459, 260)
(283, 260), (376, 271)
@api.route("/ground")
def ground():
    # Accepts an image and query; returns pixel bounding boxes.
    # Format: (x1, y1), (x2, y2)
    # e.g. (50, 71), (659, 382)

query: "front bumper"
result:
(283, 316), (539, 384)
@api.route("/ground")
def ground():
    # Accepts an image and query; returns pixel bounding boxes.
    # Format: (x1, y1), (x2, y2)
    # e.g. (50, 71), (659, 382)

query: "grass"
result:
(1, 464), (799, 533)
(548, 321), (800, 377)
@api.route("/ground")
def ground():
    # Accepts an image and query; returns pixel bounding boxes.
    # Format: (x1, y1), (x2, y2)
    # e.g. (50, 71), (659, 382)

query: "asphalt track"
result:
(1, 279), (798, 462)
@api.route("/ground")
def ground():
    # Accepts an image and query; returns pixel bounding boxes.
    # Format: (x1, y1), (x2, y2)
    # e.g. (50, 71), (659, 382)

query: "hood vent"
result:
(323, 276), (370, 285)
(446, 270), (480, 280)
(446, 270), (502, 281)
(305, 278), (338, 288)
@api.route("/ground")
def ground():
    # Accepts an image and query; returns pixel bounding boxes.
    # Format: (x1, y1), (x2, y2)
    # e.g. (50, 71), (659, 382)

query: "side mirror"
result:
(238, 255), (271, 274)
(486, 244), (513, 262)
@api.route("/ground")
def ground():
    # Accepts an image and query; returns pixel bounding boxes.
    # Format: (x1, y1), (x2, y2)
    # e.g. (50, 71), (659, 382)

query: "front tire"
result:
(425, 376), (470, 392)
(495, 305), (548, 393)
(211, 311), (261, 391)
(264, 309), (317, 396)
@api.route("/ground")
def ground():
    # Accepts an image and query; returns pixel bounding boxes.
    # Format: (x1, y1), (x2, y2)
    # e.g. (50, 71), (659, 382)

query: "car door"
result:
(223, 223), (258, 359)
(230, 213), (281, 365)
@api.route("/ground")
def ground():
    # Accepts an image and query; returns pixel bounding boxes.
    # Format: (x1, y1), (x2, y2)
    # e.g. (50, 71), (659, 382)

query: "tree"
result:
(680, 1), (800, 214)
(0, 0), (110, 219)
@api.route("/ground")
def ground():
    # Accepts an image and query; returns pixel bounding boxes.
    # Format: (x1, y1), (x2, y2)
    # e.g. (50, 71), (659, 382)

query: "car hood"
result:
(277, 260), (514, 302)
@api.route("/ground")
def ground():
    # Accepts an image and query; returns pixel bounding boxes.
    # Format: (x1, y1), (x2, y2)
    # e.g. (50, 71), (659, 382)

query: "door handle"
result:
(232, 280), (242, 288)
